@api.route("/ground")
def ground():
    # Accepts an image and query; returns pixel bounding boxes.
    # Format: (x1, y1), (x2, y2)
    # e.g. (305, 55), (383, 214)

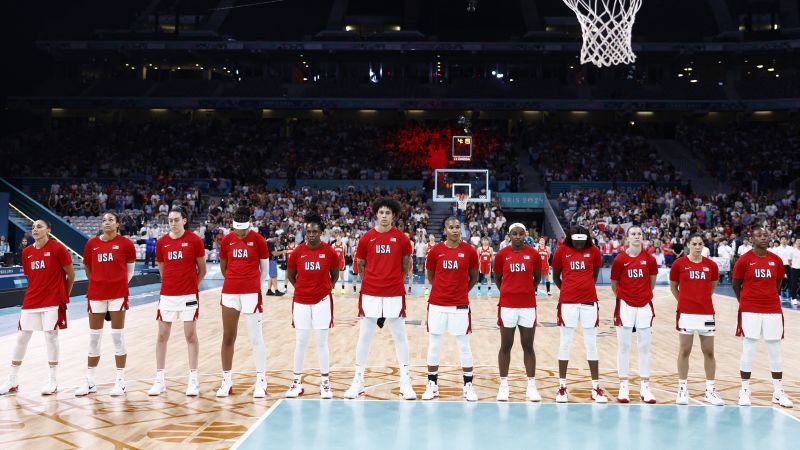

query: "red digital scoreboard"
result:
(452, 135), (473, 162)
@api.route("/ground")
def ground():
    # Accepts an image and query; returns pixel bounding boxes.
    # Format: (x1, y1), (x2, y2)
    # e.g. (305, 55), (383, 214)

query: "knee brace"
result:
(558, 326), (576, 360)
(111, 329), (126, 356)
(426, 333), (443, 366)
(456, 334), (473, 368)
(583, 327), (598, 361)
(88, 329), (103, 357)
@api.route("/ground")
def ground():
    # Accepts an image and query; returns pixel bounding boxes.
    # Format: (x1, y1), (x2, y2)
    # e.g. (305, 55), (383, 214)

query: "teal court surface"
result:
(233, 399), (800, 449)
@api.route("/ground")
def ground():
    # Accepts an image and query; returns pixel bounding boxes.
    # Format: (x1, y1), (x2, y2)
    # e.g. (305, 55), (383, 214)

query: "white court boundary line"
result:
(230, 398), (286, 449)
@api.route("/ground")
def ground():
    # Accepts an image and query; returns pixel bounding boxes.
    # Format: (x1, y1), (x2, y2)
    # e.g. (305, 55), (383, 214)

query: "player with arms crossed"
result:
(422, 217), (479, 401)
(0, 220), (74, 395)
(552, 225), (607, 403)
(669, 233), (725, 405)
(344, 198), (416, 400)
(286, 212), (339, 399)
(76, 212), (136, 397)
(732, 225), (793, 407)
(610, 226), (658, 403)
(217, 206), (269, 398)
(494, 223), (542, 402)
(148, 206), (207, 396)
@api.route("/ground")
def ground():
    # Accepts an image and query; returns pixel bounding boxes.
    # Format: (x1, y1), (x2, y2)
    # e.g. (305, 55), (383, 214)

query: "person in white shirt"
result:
(701, 244), (710, 258)
(790, 238), (800, 305)
(773, 236), (793, 299)
(736, 238), (752, 257)
(718, 241), (734, 262)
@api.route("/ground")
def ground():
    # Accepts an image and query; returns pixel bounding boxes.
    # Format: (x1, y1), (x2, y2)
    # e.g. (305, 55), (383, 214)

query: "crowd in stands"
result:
(559, 187), (799, 275)
(677, 122), (800, 192)
(521, 123), (682, 186)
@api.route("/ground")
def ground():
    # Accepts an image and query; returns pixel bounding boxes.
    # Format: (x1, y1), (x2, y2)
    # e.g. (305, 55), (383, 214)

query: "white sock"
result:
(9, 365), (20, 382)
(559, 378), (567, 387)
(321, 375), (330, 384)
(705, 380), (715, 391)
(188, 369), (198, 382)
(620, 379), (629, 387)
(591, 380), (599, 389)
(156, 369), (165, 383)
(48, 366), (57, 382)
(87, 367), (97, 385)
(115, 368), (125, 382)
(527, 377), (536, 387)
(500, 377), (508, 386)
(741, 379), (750, 389)
(245, 313), (267, 373)
(773, 379), (783, 392)
(223, 370), (232, 385)
(293, 373), (302, 383)
(679, 379), (687, 388)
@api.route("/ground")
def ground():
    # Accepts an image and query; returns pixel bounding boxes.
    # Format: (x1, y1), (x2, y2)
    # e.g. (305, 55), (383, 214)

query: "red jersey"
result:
(426, 242), (436, 256)
(552, 244), (602, 304)
(221, 230), (269, 294)
(479, 246), (493, 272)
(285, 242), (297, 261)
(351, 240), (359, 274)
(493, 245), (541, 308)
(538, 246), (550, 268)
(426, 241), (478, 307)
(732, 250), (784, 314)
(356, 227), (412, 297)
(288, 242), (338, 304)
(156, 231), (205, 296)
(332, 242), (346, 268)
(84, 235), (136, 300)
(610, 251), (658, 307)
(22, 240), (72, 309)
(669, 256), (718, 314)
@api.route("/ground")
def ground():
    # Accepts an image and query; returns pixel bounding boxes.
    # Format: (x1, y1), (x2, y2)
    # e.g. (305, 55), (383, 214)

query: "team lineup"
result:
(0, 198), (794, 409)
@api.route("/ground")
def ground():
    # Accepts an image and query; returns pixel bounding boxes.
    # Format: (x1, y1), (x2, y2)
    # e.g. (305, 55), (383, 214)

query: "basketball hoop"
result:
(562, 0), (642, 67)
(456, 193), (470, 211)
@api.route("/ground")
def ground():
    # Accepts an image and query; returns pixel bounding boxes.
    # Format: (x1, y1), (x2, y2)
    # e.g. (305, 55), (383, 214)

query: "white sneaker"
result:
(617, 382), (630, 404)
(320, 381), (333, 399)
(640, 384), (657, 404)
(74, 380), (97, 397)
(253, 375), (267, 398)
(399, 379), (417, 400)
(676, 385), (689, 405)
(791, 298), (799, 306)
(592, 386), (608, 403)
(109, 379), (126, 397)
(285, 382), (304, 398)
(148, 379), (166, 396)
(738, 388), (752, 406)
(526, 384), (542, 402)
(463, 382), (478, 402)
(186, 378), (200, 397)
(0, 377), (18, 395)
(41, 380), (58, 396)
(340, 287), (346, 296)
(422, 380), (439, 400)
(344, 376), (365, 399)
(496, 383), (510, 401)
(773, 390), (794, 408)
(704, 389), (725, 406)
(556, 385), (569, 403)
(216, 379), (234, 398)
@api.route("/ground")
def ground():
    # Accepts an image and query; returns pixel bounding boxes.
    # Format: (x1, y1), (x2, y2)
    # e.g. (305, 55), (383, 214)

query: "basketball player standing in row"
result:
(733, 225), (793, 407)
(217, 207), (269, 398)
(610, 226), (658, 403)
(494, 223), (541, 402)
(286, 213), (338, 399)
(553, 226), (607, 403)
(345, 198), (416, 400)
(477, 237), (493, 296)
(0, 220), (74, 395)
(537, 237), (552, 296)
(422, 217), (479, 401)
(670, 233), (725, 405)
(332, 232), (346, 295)
(423, 233), (436, 298)
(76, 212), (136, 397)
(149, 206), (206, 396)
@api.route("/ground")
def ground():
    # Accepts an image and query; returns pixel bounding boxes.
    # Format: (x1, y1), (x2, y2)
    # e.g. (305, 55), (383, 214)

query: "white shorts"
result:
(738, 312), (783, 340)
(614, 299), (654, 329)
(157, 294), (199, 322)
(427, 304), (472, 335)
(359, 293), (405, 319)
(293, 296), (333, 330)
(677, 313), (716, 336)
(18, 307), (61, 331)
(558, 303), (598, 328)
(497, 306), (536, 328)
(88, 298), (128, 314)
(221, 293), (262, 314)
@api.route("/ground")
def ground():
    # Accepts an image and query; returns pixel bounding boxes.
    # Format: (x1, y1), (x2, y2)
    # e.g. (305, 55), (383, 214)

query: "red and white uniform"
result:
(478, 245), (493, 275)
(426, 241), (478, 335)
(20, 240), (71, 330)
(493, 245), (540, 328)
(669, 256), (718, 335)
(156, 231), (205, 322)
(355, 227), (412, 318)
(84, 235), (136, 313)
(288, 242), (338, 329)
(351, 240), (359, 275)
(220, 230), (269, 313)
(733, 250), (785, 340)
(538, 245), (550, 272)
(285, 242), (297, 264)
(610, 251), (658, 328)
(332, 242), (346, 270)
(552, 244), (602, 328)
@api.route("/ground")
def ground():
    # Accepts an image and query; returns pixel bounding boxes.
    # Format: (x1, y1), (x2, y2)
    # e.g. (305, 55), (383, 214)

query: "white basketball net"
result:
(562, 0), (642, 67)
(456, 193), (470, 211)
